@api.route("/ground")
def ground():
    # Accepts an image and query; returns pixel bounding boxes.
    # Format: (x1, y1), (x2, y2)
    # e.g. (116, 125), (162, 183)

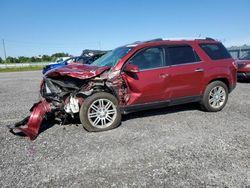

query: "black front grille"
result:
(41, 78), (63, 100)
(41, 77), (86, 99)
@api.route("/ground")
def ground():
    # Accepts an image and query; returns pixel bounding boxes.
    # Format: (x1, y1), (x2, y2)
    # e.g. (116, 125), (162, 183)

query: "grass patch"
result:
(0, 66), (43, 73)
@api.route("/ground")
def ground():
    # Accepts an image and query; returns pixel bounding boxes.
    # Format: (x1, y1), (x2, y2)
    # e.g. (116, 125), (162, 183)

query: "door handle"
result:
(195, 68), (204, 72)
(159, 73), (169, 78)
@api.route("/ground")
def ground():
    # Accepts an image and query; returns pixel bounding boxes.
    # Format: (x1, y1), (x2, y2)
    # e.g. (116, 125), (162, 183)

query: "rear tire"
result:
(200, 81), (228, 112)
(79, 92), (121, 132)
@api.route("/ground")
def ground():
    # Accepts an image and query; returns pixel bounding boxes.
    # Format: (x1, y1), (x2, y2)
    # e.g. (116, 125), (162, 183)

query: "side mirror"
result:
(124, 63), (140, 73)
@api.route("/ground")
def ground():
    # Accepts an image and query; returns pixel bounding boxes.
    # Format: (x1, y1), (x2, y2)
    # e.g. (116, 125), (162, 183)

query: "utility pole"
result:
(2, 39), (7, 60)
(98, 41), (102, 50)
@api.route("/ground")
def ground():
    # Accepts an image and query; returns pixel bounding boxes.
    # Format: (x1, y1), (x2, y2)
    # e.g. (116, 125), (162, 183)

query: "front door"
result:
(122, 47), (171, 105)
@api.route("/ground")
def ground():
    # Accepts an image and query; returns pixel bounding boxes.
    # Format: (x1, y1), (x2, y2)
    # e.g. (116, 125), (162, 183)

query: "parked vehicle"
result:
(55, 57), (71, 63)
(9, 38), (237, 140)
(236, 52), (250, 80)
(42, 50), (107, 74)
(80, 50), (108, 64)
(42, 56), (79, 74)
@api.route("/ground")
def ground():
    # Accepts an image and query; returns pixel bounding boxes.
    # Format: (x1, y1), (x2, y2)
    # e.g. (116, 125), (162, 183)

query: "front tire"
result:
(79, 92), (121, 132)
(200, 81), (228, 112)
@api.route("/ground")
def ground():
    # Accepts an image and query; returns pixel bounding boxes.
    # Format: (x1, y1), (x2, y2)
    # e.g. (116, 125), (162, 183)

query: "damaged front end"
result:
(8, 64), (123, 140)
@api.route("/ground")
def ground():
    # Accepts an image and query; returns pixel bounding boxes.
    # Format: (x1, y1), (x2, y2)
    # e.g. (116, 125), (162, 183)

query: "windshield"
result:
(91, 47), (133, 67)
(239, 52), (250, 60)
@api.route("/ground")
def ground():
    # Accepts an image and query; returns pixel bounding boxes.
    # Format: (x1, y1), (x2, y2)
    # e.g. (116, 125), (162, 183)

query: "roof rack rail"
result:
(162, 37), (215, 41)
(145, 38), (163, 43)
(132, 37), (216, 45)
(204, 37), (215, 41)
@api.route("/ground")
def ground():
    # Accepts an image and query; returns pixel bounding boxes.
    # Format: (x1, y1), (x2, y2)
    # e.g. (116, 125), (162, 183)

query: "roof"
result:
(126, 37), (217, 48)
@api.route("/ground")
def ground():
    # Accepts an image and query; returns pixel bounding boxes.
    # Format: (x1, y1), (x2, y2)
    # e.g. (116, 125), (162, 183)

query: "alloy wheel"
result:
(208, 86), (226, 109)
(87, 98), (117, 128)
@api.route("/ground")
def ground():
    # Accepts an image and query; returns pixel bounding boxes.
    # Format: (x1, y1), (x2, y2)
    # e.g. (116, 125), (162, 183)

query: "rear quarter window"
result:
(199, 43), (231, 60)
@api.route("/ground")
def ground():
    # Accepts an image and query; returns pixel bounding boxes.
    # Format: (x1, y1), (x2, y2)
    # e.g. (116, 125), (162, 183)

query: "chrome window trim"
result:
(137, 65), (171, 72)
(169, 61), (203, 67)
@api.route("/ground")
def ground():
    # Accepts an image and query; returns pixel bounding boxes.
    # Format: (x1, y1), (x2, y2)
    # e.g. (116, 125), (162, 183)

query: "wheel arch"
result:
(77, 81), (118, 100)
(208, 78), (229, 90)
(202, 77), (230, 96)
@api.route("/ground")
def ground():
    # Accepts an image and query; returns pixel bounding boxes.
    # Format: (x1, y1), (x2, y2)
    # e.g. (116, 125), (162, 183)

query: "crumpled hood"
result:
(45, 63), (111, 79)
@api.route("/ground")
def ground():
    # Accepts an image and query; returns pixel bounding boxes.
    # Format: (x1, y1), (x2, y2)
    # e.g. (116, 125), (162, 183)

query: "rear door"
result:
(166, 45), (205, 99)
(122, 46), (171, 105)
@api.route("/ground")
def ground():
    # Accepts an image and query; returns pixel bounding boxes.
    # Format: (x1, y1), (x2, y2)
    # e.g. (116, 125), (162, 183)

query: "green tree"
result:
(42, 55), (52, 62)
(30, 56), (38, 62)
(3, 52), (70, 64)
(51, 52), (69, 58)
(18, 56), (30, 63)
(6, 57), (19, 63)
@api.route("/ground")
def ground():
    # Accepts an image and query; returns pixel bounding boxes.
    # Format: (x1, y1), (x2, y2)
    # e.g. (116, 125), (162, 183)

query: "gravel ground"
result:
(0, 71), (249, 188)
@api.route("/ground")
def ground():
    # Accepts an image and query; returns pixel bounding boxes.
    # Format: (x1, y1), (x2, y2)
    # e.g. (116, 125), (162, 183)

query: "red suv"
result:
(236, 52), (250, 80)
(9, 38), (237, 140)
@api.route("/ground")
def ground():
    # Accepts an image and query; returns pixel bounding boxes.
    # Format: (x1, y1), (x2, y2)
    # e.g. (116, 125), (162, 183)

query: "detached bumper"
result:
(7, 100), (51, 140)
(237, 72), (250, 79)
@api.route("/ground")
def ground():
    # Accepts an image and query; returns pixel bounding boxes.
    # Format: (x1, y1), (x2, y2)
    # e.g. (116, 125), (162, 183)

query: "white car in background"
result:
(55, 57), (71, 63)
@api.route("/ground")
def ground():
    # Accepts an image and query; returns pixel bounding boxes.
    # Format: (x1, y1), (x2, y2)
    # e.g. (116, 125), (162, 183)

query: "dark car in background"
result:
(236, 52), (250, 80)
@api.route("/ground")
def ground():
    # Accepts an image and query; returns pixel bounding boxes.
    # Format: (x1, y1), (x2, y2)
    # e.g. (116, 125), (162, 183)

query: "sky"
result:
(0, 0), (250, 58)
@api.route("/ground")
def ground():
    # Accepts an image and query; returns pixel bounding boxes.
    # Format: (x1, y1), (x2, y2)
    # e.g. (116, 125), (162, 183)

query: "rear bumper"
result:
(237, 72), (250, 79)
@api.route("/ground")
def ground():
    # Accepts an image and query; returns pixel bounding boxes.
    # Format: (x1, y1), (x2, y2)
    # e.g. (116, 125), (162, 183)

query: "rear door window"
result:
(199, 43), (231, 60)
(167, 45), (200, 65)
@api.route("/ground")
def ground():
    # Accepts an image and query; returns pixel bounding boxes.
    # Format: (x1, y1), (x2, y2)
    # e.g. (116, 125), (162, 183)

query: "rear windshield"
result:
(199, 43), (231, 60)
